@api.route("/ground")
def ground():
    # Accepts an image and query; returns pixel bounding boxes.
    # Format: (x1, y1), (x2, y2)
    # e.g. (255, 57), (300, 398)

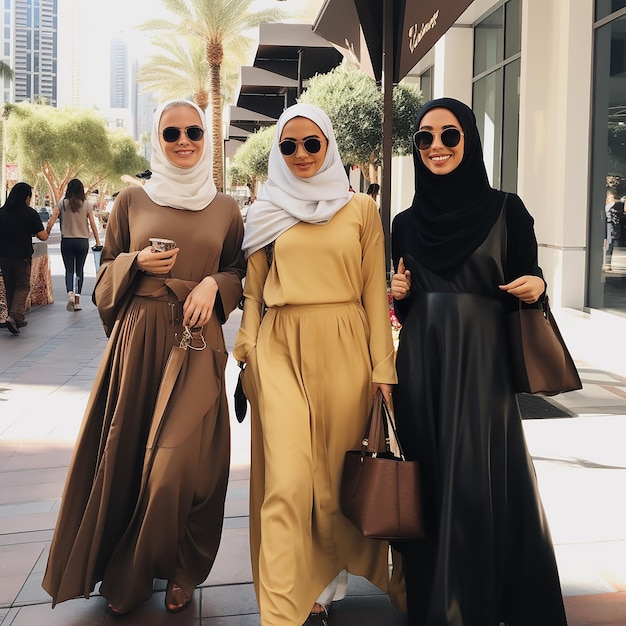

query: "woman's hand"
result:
(391, 257), (411, 300)
(136, 246), (179, 275)
(183, 276), (218, 328)
(499, 275), (545, 304)
(373, 382), (393, 405)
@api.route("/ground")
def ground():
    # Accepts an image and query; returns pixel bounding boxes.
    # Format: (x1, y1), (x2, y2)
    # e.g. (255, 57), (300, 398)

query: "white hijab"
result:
(143, 98), (217, 211)
(242, 103), (352, 256)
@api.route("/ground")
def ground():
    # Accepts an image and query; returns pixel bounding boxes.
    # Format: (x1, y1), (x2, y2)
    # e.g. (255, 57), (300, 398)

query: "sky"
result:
(57, 0), (325, 109)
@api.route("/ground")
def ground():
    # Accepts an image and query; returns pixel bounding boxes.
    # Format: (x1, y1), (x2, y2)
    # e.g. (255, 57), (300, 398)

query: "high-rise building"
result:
(110, 38), (128, 109)
(1, 0), (58, 105)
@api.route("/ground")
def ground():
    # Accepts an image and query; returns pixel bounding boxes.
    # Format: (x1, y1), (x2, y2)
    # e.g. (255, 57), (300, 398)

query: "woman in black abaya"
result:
(390, 98), (567, 626)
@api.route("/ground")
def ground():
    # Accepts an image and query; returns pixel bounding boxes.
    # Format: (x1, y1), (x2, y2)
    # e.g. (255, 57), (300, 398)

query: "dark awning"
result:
(227, 23), (343, 143)
(315, 0), (475, 82)
(312, 1), (376, 79)
(228, 106), (277, 137)
(235, 66), (299, 119)
(255, 23), (343, 81)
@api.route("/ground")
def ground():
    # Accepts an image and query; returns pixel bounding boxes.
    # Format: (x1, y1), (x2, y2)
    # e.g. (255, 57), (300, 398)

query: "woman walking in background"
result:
(42, 99), (245, 615)
(46, 178), (101, 311)
(0, 182), (48, 334)
(234, 103), (396, 626)
(390, 97), (567, 625)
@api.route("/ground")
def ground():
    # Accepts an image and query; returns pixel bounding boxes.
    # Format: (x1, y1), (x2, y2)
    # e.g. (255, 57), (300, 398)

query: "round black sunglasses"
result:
(161, 125), (205, 143)
(413, 128), (464, 151)
(279, 137), (322, 156)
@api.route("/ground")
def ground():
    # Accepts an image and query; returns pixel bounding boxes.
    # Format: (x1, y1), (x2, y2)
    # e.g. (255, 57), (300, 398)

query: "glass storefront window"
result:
(596, 1), (626, 21)
(473, 0), (520, 192)
(505, 0), (522, 58)
(419, 66), (433, 102)
(473, 70), (503, 189)
(474, 6), (504, 76)
(502, 59), (521, 192)
(590, 14), (626, 310)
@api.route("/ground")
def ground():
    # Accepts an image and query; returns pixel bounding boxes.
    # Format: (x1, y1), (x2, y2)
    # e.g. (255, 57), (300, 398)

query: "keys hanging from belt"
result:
(176, 325), (206, 351)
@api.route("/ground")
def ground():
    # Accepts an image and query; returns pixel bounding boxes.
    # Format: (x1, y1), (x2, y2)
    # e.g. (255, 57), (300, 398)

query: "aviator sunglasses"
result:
(161, 125), (205, 143)
(278, 137), (323, 156)
(413, 127), (464, 151)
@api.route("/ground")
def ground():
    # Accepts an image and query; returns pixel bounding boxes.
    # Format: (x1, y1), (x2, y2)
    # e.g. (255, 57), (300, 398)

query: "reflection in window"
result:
(595, 0), (626, 22)
(474, 71), (503, 188)
(472, 0), (520, 192)
(590, 14), (626, 310)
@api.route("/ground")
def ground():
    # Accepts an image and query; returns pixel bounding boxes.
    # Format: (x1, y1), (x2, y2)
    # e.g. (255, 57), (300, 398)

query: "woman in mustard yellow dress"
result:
(234, 103), (397, 626)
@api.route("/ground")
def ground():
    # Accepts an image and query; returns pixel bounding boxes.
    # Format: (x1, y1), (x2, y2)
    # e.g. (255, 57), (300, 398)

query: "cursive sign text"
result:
(408, 9), (440, 53)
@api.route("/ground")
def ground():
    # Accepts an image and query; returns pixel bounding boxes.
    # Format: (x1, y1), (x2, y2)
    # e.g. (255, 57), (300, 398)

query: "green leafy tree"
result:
(83, 130), (150, 195)
(299, 64), (422, 183)
(141, 0), (286, 192)
(228, 125), (276, 193)
(5, 103), (147, 203)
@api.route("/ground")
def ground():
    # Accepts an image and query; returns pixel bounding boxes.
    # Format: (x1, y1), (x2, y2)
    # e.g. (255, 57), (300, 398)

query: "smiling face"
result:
(417, 107), (465, 176)
(279, 116), (328, 179)
(158, 104), (204, 169)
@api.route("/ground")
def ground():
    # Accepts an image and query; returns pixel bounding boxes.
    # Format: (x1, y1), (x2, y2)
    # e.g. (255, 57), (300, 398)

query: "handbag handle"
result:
(360, 389), (407, 461)
(516, 292), (550, 319)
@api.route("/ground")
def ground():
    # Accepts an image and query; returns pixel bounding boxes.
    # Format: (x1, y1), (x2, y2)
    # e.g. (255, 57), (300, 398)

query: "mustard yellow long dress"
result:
(233, 193), (397, 626)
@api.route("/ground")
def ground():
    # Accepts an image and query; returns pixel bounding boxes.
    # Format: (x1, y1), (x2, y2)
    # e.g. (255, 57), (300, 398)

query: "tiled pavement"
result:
(1, 228), (626, 625)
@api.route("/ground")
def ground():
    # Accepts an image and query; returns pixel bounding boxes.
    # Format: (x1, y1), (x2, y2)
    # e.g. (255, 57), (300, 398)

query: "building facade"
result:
(390, 0), (625, 322)
(1, 0), (58, 105)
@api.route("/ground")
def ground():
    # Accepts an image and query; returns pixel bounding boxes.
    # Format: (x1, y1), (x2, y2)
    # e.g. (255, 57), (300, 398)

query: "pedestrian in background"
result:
(0, 182), (48, 334)
(366, 182), (380, 203)
(391, 97), (567, 625)
(234, 103), (396, 626)
(46, 178), (101, 311)
(604, 189), (624, 271)
(42, 99), (245, 616)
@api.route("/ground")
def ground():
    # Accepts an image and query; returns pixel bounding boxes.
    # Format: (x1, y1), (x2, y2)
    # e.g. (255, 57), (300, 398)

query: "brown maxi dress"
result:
(234, 194), (397, 626)
(42, 186), (245, 612)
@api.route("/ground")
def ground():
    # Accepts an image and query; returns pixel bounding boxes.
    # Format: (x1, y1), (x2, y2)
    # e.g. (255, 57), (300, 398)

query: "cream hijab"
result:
(143, 99), (217, 211)
(242, 103), (352, 256)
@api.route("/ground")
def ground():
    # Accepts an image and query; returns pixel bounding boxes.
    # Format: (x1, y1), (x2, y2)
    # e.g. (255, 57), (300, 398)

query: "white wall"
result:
(433, 25), (474, 105)
(518, 0), (593, 308)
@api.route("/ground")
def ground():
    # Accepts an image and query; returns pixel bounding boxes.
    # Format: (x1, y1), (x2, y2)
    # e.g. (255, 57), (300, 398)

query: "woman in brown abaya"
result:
(42, 99), (245, 615)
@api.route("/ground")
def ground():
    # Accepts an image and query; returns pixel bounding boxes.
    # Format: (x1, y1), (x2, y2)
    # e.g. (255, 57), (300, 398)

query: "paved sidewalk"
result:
(1, 232), (626, 625)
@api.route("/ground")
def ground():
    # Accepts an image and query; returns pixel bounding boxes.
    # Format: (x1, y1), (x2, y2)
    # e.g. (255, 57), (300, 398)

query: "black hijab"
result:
(407, 98), (503, 280)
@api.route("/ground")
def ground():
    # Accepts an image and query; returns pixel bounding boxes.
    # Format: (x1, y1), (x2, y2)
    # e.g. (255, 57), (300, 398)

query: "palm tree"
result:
(0, 60), (13, 81)
(142, 0), (285, 191)
(137, 37), (211, 110)
(137, 35), (248, 113)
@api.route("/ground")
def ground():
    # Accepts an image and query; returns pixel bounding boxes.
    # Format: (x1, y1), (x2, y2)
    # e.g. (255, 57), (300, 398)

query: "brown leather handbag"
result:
(507, 296), (582, 396)
(340, 389), (424, 541)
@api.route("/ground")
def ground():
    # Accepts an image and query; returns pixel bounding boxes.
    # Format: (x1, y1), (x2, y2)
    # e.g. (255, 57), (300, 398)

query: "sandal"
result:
(303, 603), (329, 626)
(107, 602), (124, 616)
(165, 580), (192, 614)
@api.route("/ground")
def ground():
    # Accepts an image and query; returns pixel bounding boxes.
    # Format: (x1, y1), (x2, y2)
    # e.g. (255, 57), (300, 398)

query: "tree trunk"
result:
(209, 62), (223, 192)
(369, 154), (378, 184)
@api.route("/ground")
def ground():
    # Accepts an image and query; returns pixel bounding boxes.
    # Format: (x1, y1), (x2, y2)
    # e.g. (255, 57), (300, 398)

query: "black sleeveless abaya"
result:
(392, 206), (568, 626)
